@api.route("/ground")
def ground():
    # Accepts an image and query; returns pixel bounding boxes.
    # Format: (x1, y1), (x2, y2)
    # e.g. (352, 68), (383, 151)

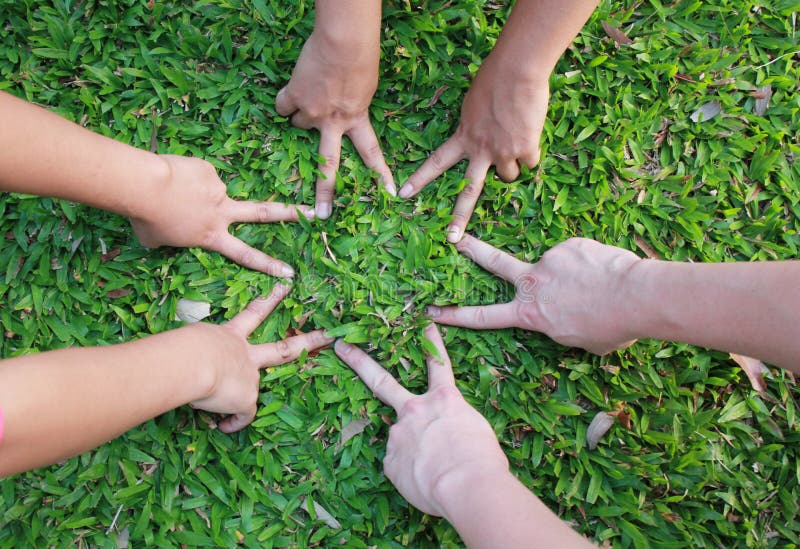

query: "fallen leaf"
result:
(300, 497), (342, 529)
(609, 408), (632, 430)
(336, 418), (370, 451)
(175, 298), (211, 323)
(106, 288), (132, 298)
(587, 411), (616, 450)
(674, 73), (696, 83)
(601, 21), (633, 45)
(690, 100), (722, 123)
(101, 247), (121, 262)
(730, 353), (768, 395)
(426, 85), (448, 107)
(117, 527), (130, 549)
(634, 235), (660, 259)
(753, 84), (772, 116)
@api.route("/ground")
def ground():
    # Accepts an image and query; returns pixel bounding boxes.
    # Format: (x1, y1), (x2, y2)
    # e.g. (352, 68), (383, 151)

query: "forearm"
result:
(0, 90), (166, 217)
(631, 260), (800, 370)
(489, 0), (600, 83)
(0, 324), (216, 477)
(436, 468), (592, 548)
(312, 0), (381, 56)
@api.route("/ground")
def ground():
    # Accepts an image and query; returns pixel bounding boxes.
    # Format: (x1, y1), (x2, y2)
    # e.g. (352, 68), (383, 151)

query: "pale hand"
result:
(191, 283), (333, 432)
(130, 155), (313, 278)
(275, 33), (395, 219)
(334, 324), (508, 516)
(400, 56), (549, 242)
(429, 235), (643, 355)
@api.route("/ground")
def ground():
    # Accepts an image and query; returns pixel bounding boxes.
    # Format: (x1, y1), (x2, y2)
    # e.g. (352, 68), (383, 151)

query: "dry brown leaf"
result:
(730, 353), (768, 395)
(634, 235), (661, 259)
(609, 408), (632, 430)
(336, 418), (370, 451)
(106, 288), (132, 299)
(300, 497), (342, 529)
(175, 298), (211, 323)
(427, 85), (448, 107)
(101, 247), (121, 262)
(586, 411), (616, 450)
(753, 84), (772, 116)
(601, 21), (633, 45)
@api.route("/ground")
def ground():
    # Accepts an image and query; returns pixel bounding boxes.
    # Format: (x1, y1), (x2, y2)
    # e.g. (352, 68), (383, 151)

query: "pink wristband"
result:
(0, 404), (4, 446)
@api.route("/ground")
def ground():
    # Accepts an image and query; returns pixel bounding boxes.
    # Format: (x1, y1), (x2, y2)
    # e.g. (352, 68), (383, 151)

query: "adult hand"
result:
(428, 235), (643, 355)
(130, 155), (313, 278)
(191, 283), (333, 433)
(275, 31), (395, 219)
(334, 324), (508, 516)
(399, 56), (549, 243)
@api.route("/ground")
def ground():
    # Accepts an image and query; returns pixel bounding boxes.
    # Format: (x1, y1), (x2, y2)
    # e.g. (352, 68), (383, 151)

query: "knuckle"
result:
(462, 181), (481, 197)
(237, 248), (256, 267)
(429, 150), (446, 171)
(276, 339), (292, 359)
(320, 154), (339, 169)
(256, 204), (274, 222)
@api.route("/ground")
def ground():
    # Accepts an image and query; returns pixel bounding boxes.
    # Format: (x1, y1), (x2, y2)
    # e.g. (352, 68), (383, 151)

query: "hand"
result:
(428, 235), (643, 355)
(275, 31), (395, 219)
(130, 155), (313, 278)
(334, 324), (508, 516)
(399, 56), (549, 243)
(191, 283), (333, 432)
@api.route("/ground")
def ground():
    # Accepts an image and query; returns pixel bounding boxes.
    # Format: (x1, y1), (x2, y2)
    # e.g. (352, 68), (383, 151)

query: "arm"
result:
(275, 0), (394, 219)
(334, 325), (592, 548)
(401, 0), (600, 242)
(429, 235), (800, 371)
(0, 91), (312, 277)
(0, 285), (332, 477)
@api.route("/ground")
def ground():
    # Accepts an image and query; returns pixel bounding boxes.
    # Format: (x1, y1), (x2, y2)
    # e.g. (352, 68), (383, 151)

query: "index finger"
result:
(422, 324), (454, 390)
(209, 232), (295, 278)
(447, 158), (490, 243)
(225, 284), (292, 336)
(398, 137), (464, 199)
(334, 340), (413, 412)
(454, 234), (529, 283)
(347, 119), (396, 196)
(315, 128), (343, 220)
(226, 199), (315, 224)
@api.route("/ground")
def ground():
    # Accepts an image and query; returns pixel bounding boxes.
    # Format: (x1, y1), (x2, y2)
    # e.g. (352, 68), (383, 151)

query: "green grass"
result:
(1, 0), (799, 546)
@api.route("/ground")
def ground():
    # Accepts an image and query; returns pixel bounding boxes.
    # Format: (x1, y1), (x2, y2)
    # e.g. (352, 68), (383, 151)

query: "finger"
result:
(251, 330), (335, 368)
(453, 233), (529, 283)
(315, 128), (342, 219)
(520, 150), (541, 170)
(291, 111), (314, 130)
(226, 199), (315, 223)
(422, 324), (454, 389)
(275, 87), (297, 117)
(495, 159), (520, 182)
(427, 303), (518, 330)
(218, 407), (257, 433)
(447, 158), (490, 243)
(347, 119), (396, 196)
(210, 232), (295, 278)
(398, 137), (464, 199)
(334, 339), (413, 412)
(226, 283), (292, 336)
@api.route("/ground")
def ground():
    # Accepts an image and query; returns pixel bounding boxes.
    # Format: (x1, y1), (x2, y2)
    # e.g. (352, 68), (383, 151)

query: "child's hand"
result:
(333, 324), (508, 516)
(428, 235), (643, 355)
(130, 155), (312, 278)
(400, 57), (549, 242)
(191, 283), (333, 433)
(275, 31), (395, 219)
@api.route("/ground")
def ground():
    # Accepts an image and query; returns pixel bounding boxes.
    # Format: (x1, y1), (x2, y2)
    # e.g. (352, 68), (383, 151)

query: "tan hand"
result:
(429, 235), (643, 355)
(400, 57), (549, 242)
(334, 324), (508, 516)
(191, 283), (333, 433)
(275, 33), (394, 219)
(130, 155), (312, 278)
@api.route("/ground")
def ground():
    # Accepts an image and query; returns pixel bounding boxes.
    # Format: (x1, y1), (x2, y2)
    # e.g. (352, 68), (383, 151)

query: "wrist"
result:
(432, 462), (513, 520)
(123, 152), (171, 219)
(622, 258), (675, 341)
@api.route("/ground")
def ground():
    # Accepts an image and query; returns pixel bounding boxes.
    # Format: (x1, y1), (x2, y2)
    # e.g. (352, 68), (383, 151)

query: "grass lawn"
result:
(1, 0), (799, 546)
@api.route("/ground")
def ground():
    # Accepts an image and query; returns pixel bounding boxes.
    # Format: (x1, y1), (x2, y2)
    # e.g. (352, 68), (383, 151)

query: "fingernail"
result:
(304, 208), (316, 219)
(427, 306), (440, 318)
(334, 338), (348, 353)
(398, 184), (413, 199)
(446, 226), (462, 243)
(317, 203), (331, 220)
(386, 183), (397, 197)
(320, 330), (336, 344)
(281, 265), (295, 278)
